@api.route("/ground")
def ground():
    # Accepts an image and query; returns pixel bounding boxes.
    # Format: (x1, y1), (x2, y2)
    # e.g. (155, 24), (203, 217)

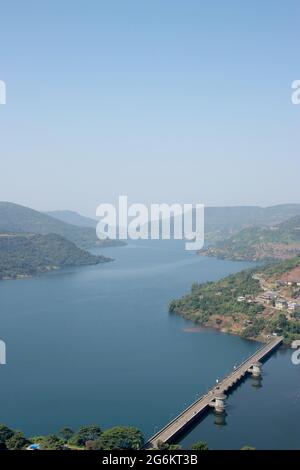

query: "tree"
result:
(156, 440), (170, 450)
(92, 427), (144, 450)
(6, 431), (30, 450)
(241, 446), (256, 450)
(59, 427), (74, 442)
(191, 441), (209, 451)
(0, 424), (15, 443)
(41, 434), (65, 450)
(68, 425), (102, 447)
(29, 435), (46, 444)
(277, 313), (288, 330)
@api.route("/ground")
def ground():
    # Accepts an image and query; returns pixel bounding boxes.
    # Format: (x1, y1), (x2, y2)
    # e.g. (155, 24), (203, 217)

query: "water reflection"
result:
(214, 411), (227, 427)
(251, 375), (263, 389)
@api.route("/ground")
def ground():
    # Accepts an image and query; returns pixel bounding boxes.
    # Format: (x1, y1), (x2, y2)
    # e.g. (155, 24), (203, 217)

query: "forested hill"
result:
(0, 233), (111, 280)
(45, 210), (97, 228)
(169, 256), (300, 344)
(200, 216), (300, 261)
(204, 204), (300, 242)
(0, 202), (124, 249)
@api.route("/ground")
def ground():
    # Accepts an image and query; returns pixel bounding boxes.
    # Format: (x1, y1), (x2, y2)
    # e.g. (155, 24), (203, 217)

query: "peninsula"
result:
(169, 256), (300, 345)
(0, 232), (111, 280)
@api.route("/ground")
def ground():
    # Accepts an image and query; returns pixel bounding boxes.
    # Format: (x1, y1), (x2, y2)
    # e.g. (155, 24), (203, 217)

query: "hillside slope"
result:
(170, 256), (300, 344)
(0, 232), (111, 280)
(0, 202), (123, 248)
(204, 204), (300, 242)
(200, 216), (300, 261)
(45, 210), (97, 228)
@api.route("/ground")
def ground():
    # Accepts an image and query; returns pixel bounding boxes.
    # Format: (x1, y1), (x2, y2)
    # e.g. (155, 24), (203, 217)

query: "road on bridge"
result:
(144, 336), (282, 449)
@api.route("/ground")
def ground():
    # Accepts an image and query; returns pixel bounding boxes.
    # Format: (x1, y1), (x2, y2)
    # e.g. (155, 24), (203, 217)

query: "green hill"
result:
(204, 204), (300, 242)
(0, 202), (123, 248)
(169, 256), (300, 344)
(45, 210), (97, 228)
(200, 216), (300, 261)
(0, 232), (111, 280)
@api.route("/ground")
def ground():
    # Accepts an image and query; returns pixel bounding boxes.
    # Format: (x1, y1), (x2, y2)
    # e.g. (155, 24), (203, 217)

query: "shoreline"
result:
(0, 257), (114, 282)
(177, 311), (267, 344)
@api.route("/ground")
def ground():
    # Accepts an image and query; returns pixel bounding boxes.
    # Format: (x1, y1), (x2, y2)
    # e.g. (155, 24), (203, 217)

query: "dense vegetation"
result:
(259, 255), (300, 277)
(169, 258), (300, 344)
(0, 422), (213, 450)
(0, 423), (144, 450)
(242, 313), (300, 344)
(0, 233), (110, 279)
(169, 269), (264, 324)
(0, 202), (124, 248)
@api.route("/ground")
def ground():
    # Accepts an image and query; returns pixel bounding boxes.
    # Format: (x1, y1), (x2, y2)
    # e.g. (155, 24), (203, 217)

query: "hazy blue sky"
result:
(0, 0), (299, 216)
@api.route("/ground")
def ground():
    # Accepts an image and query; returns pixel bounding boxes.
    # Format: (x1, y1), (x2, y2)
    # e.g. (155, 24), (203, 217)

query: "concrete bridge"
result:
(144, 336), (283, 449)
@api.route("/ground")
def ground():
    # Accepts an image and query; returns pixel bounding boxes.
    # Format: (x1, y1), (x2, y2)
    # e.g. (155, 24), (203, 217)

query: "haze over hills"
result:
(142, 204), (300, 242)
(2, 201), (300, 254)
(204, 204), (300, 242)
(0, 202), (123, 249)
(48, 204), (300, 238)
(0, 232), (111, 280)
(46, 204), (300, 250)
(45, 210), (97, 228)
(200, 215), (300, 261)
(140, 204), (300, 244)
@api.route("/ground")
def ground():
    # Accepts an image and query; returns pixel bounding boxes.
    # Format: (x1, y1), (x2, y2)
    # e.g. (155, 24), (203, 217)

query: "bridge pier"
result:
(211, 392), (227, 413)
(249, 361), (262, 377)
(144, 337), (283, 449)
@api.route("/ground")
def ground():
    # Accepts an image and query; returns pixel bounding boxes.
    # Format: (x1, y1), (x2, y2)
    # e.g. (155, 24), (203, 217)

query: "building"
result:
(256, 291), (277, 305)
(288, 302), (298, 311)
(275, 298), (287, 310)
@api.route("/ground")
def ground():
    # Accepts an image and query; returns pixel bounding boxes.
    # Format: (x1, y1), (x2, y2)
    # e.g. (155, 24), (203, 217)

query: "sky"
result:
(0, 0), (299, 216)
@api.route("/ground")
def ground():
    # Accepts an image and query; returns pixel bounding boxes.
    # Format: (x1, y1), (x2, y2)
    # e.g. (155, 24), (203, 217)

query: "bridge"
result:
(144, 336), (283, 449)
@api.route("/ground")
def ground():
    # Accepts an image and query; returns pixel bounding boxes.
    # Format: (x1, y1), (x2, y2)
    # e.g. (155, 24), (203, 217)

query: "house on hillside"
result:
(288, 302), (298, 312)
(275, 298), (288, 310)
(256, 291), (277, 305)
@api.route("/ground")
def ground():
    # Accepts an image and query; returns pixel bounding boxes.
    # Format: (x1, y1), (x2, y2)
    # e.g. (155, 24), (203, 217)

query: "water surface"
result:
(0, 240), (298, 448)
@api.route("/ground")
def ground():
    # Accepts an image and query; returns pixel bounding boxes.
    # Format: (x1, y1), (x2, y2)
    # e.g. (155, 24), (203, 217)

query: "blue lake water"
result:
(0, 240), (299, 448)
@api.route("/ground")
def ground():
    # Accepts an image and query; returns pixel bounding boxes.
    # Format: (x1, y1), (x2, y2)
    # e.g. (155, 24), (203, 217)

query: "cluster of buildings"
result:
(237, 268), (300, 314)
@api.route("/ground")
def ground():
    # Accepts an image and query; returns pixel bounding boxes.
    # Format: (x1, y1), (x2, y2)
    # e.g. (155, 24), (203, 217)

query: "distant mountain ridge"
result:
(0, 232), (111, 280)
(142, 204), (300, 242)
(2, 201), (300, 250)
(45, 210), (97, 228)
(49, 205), (300, 235)
(200, 215), (300, 261)
(204, 204), (300, 241)
(0, 202), (123, 248)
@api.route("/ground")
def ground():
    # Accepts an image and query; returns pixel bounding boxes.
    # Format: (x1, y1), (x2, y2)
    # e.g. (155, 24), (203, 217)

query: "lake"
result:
(0, 240), (299, 448)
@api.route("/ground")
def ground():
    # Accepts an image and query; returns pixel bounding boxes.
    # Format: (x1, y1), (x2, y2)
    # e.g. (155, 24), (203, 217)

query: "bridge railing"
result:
(215, 337), (282, 387)
(144, 337), (282, 446)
